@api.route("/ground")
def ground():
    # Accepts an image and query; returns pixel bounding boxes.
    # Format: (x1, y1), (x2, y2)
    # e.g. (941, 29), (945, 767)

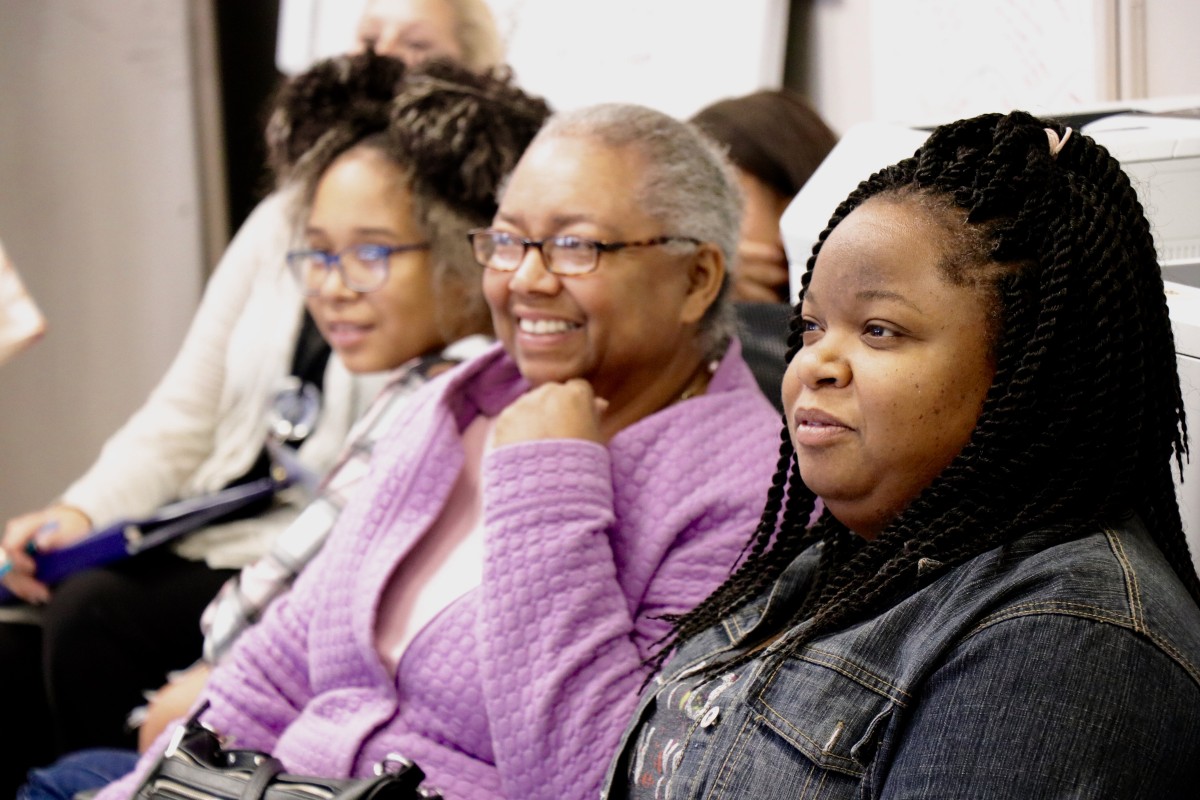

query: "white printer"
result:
(781, 100), (1200, 574)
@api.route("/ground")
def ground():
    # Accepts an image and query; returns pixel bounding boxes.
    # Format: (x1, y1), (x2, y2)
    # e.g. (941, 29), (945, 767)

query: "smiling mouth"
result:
(517, 317), (581, 335)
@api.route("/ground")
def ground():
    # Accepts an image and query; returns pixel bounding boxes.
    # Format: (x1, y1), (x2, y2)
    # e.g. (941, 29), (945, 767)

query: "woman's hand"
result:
(139, 663), (212, 752)
(733, 241), (790, 303)
(491, 379), (608, 448)
(1, 504), (92, 603)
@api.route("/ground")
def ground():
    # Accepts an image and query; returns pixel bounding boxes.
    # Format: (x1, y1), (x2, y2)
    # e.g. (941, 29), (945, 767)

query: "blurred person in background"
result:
(0, 236), (46, 366)
(691, 89), (837, 410)
(690, 88), (837, 304)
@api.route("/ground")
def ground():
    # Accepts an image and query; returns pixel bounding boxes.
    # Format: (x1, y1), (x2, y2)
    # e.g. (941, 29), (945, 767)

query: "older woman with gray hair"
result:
(94, 103), (779, 800)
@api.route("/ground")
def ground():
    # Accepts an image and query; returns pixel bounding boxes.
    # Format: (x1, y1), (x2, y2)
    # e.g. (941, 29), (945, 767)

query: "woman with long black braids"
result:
(604, 110), (1200, 798)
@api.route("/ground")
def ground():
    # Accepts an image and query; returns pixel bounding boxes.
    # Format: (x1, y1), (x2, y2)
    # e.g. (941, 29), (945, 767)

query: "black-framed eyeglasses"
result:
(467, 229), (701, 277)
(285, 243), (431, 295)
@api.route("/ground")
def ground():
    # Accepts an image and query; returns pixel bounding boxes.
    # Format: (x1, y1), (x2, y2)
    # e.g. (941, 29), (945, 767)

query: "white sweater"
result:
(60, 189), (385, 569)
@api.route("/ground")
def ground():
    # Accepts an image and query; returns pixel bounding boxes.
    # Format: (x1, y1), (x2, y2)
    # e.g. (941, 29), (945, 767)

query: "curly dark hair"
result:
(656, 110), (1198, 671)
(264, 49), (408, 183)
(263, 50), (551, 340)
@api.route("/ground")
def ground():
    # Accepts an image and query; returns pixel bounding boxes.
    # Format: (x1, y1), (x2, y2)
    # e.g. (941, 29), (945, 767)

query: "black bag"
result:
(133, 705), (441, 800)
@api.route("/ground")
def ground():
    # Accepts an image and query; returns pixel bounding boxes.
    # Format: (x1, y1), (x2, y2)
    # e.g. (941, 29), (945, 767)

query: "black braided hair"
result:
(654, 110), (1197, 673)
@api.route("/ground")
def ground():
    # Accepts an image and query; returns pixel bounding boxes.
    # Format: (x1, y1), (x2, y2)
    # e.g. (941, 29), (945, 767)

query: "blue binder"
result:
(0, 475), (286, 605)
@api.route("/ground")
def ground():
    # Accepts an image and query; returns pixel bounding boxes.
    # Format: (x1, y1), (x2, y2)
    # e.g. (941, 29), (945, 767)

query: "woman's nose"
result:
(313, 264), (356, 299)
(793, 335), (851, 389)
(508, 245), (559, 294)
(371, 27), (405, 59)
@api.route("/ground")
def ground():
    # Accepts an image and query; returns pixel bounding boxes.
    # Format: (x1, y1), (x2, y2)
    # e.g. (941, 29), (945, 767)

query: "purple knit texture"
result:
(100, 342), (779, 800)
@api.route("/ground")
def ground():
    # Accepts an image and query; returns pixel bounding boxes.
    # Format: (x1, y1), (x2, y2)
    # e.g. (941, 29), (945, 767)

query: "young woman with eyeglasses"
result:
(15, 51), (552, 800)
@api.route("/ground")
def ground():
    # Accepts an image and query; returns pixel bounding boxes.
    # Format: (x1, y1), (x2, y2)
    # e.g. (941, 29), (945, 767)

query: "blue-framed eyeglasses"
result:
(467, 229), (701, 276)
(286, 242), (430, 295)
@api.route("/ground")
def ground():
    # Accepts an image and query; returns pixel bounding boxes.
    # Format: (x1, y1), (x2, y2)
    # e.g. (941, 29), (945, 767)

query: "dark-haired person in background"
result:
(690, 89), (837, 304)
(690, 89), (837, 409)
(604, 111), (1200, 798)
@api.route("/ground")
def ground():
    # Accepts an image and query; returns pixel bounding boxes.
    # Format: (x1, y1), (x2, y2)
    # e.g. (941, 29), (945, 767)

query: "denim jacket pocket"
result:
(686, 652), (900, 800)
(751, 651), (901, 772)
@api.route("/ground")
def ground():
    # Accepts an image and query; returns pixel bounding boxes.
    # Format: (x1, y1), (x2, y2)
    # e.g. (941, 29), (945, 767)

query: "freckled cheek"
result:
(920, 383), (985, 456)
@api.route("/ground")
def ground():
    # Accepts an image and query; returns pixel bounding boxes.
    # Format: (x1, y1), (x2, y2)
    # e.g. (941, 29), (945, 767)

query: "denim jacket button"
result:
(700, 706), (720, 728)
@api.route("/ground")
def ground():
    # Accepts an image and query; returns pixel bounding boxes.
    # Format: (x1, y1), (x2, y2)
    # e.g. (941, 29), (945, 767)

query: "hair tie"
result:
(1045, 126), (1072, 158)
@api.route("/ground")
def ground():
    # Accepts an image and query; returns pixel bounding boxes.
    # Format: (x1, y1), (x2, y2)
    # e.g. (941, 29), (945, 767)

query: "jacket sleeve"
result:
(877, 614), (1200, 798)
(60, 193), (294, 526)
(94, 560), (318, 800)
(476, 435), (762, 800)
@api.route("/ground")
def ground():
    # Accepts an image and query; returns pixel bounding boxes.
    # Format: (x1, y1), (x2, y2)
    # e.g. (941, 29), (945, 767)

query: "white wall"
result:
(0, 1), (209, 516)
(490, 0), (790, 119)
(278, 0), (791, 119)
(803, 0), (1200, 134)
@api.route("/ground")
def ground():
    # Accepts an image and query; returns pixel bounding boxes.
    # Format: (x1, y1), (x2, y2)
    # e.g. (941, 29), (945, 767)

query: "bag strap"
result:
(239, 754), (285, 800)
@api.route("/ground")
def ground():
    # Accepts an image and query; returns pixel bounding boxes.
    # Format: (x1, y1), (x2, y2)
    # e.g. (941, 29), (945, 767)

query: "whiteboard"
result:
(868, 0), (1113, 125)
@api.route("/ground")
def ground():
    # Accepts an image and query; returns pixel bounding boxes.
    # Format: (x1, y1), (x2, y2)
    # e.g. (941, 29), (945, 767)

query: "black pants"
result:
(0, 550), (235, 796)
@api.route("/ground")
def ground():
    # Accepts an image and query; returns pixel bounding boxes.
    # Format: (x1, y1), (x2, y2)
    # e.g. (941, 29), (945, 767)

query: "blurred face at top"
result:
(732, 168), (792, 302)
(299, 146), (446, 373)
(355, 0), (463, 64)
(482, 134), (721, 413)
(781, 196), (995, 539)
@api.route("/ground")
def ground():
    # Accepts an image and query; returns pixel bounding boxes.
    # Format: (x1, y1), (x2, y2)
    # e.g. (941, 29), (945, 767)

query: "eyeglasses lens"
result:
(290, 249), (390, 295)
(340, 249), (387, 291)
(474, 233), (598, 275)
(544, 240), (597, 275)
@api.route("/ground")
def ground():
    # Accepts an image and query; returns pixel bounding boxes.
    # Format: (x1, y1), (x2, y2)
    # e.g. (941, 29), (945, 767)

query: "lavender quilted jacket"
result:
(99, 341), (780, 800)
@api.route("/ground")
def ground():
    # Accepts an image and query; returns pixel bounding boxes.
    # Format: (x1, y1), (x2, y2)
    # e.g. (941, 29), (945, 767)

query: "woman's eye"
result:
(864, 323), (898, 339)
(554, 236), (588, 250)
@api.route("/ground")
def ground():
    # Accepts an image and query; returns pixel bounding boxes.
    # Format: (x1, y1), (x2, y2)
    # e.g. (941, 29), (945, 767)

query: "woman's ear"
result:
(679, 242), (726, 325)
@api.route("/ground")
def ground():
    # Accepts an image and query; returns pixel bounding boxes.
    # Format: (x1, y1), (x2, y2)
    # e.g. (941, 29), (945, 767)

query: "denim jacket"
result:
(602, 516), (1200, 799)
